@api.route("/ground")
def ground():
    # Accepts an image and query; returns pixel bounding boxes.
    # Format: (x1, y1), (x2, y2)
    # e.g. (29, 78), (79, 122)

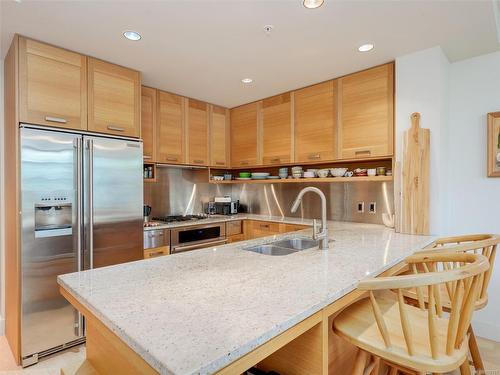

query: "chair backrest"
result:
(357, 252), (489, 360)
(429, 234), (499, 306)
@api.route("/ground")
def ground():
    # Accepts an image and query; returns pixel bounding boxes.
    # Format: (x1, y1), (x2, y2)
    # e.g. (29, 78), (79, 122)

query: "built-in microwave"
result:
(170, 222), (227, 254)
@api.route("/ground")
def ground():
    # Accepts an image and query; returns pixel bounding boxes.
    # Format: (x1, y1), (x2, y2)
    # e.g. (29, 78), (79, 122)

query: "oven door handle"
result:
(172, 239), (227, 254)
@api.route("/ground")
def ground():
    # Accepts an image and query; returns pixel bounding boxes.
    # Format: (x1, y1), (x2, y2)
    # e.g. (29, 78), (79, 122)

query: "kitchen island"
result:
(58, 220), (434, 375)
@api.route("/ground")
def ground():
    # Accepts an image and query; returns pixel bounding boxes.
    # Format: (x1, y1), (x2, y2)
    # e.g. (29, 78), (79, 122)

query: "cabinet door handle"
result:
(149, 251), (163, 258)
(240, 161), (249, 166)
(355, 150), (371, 157)
(45, 116), (67, 124)
(271, 158), (281, 163)
(193, 159), (204, 164)
(308, 154), (321, 160)
(107, 125), (125, 132)
(143, 155), (152, 160)
(259, 224), (270, 229)
(215, 161), (225, 166)
(166, 157), (178, 162)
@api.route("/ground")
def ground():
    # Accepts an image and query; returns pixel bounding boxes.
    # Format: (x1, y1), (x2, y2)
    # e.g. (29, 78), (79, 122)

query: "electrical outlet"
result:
(357, 202), (364, 213)
(369, 202), (376, 214)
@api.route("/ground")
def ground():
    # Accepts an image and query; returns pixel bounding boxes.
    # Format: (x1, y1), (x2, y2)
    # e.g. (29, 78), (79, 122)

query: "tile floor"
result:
(0, 334), (499, 374)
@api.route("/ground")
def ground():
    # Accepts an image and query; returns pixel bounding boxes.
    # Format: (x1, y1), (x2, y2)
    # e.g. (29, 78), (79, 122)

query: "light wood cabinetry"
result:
(141, 86), (157, 161)
(157, 91), (185, 164)
(87, 57), (141, 137)
(294, 80), (337, 163)
(187, 99), (209, 166)
(262, 93), (293, 165)
(143, 246), (169, 259)
(230, 102), (259, 167)
(338, 63), (394, 159)
(18, 37), (87, 130)
(209, 105), (230, 167)
(244, 220), (308, 240)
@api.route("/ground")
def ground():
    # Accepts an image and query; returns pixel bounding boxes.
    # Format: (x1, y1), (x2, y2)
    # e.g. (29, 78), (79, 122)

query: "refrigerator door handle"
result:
(88, 139), (94, 269)
(74, 137), (84, 337)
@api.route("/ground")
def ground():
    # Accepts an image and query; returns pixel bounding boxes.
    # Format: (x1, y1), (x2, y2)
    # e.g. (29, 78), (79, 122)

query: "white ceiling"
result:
(2, 0), (499, 108)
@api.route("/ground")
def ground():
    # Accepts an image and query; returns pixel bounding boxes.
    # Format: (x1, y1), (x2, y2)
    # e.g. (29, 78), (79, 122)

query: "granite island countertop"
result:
(58, 221), (435, 375)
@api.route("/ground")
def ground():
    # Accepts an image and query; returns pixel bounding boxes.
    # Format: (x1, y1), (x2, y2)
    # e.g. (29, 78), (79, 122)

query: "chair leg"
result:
(468, 326), (485, 372)
(352, 349), (369, 375)
(388, 367), (398, 375)
(459, 358), (471, 375)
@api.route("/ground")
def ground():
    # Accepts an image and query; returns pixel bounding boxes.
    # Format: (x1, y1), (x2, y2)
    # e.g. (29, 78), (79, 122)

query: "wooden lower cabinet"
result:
(243, 220), (308, 240)
(143, 246), (169, 259)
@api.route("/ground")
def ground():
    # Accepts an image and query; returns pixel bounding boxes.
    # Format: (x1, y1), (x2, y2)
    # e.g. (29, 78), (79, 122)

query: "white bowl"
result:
(331, 168), (348, 177)
(317, 169), (330, 178)
(212, 176), (224, 181)
(367, 169), (377, 176)
(303, 172), (315, 178)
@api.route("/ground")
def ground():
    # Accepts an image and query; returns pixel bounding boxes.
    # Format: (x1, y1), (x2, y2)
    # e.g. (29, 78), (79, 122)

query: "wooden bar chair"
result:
(333, 252), (489, 375)
(414, 234), (500, 372)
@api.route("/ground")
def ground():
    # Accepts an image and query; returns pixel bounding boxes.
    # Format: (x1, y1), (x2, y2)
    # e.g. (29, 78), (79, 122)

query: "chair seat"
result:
(333, 294), (468, 373)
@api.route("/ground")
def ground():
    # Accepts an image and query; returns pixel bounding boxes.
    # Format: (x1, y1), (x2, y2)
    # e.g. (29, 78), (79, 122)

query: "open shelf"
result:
(209, 175), (392, 184)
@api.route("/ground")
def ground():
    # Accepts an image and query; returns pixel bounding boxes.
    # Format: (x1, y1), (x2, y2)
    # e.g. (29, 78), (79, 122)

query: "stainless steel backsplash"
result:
(144, 167), (394, 225)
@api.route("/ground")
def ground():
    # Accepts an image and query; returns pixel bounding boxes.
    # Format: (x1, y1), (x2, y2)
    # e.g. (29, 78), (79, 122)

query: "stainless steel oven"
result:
(144, 228), (170, 250)
(170, 222), (226, 254)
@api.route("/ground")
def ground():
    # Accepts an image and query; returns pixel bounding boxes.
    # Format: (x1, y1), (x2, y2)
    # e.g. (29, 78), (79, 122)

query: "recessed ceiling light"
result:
(241, 78), (253, 84)
(123, 31), (141, 41)
(303, 0), (324, 9)
(358, 43), (374, 52)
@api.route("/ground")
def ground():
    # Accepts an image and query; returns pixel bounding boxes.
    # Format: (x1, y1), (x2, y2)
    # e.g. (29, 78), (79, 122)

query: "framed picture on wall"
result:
(488, 112), (500, 177)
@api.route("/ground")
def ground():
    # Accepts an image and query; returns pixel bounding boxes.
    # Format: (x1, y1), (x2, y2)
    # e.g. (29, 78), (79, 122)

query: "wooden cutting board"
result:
(401, 112), (430, 235)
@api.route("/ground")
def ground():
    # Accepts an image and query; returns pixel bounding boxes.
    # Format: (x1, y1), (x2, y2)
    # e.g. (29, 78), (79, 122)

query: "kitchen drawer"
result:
(227, 233), (245, 243)
(247, 220), (281, 239)
(143, 246), (169, 259)
(226, 220), (243, 236)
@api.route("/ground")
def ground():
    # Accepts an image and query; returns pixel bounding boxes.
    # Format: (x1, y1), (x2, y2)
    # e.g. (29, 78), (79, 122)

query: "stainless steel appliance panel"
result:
(20, 127), (83, 360)
(84, 136), (143, 269)
(144, 229), (170, 249)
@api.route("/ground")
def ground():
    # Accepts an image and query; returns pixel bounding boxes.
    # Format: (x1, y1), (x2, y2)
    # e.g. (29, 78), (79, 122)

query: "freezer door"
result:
(20, 127), (83, 360)
(84, 136), (143, 269)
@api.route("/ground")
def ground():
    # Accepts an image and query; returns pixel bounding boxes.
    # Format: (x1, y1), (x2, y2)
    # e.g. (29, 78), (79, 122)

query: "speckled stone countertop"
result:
(143, 213), (314, 230)
(58, 221), (434, 375)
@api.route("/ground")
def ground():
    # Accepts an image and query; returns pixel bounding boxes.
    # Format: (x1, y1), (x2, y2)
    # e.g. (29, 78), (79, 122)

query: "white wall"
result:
(395, 46), (450, 235)
(446, 50), (500, 341)
(396, 47), (500, 341)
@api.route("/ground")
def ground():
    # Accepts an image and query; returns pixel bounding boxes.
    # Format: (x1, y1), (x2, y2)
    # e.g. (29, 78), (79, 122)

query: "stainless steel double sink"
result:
(242, 237), (320, 256)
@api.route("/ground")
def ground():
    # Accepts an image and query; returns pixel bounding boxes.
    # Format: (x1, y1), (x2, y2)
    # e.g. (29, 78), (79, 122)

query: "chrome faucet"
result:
(290, 187), (329, 250)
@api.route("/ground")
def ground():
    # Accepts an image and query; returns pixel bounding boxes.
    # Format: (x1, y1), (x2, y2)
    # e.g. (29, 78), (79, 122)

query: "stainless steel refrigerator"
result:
(20, 125), (143, 366)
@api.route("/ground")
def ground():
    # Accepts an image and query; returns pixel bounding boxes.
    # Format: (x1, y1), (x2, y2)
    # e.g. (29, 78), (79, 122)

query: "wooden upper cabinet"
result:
(294, 81), (337, 163)
(141, 86), (157, 161)
(209, 105), (229, 167)
(230, 102), (259, 167)
(87, 58), (140, 137)
(157, 91), (185, 164)
(339, 63), (394, 159)
(18, 37), (87, 130)
(262, 93), (292, 165)
(187, 99), (209, 166)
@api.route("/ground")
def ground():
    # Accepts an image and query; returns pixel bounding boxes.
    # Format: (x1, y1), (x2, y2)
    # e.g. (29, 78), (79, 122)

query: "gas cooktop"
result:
(151, 214), (209, 223)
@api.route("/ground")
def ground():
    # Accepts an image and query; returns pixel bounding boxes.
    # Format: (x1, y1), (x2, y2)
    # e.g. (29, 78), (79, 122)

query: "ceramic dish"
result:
(236, 177), (252, 180)
(239, 172), (251, 178)
(251, 172), (270, 178)
(267, 176), (280, 179)
(317, 169), (330, 178)
(331, 168), (348, 177)
(212, 176), (224, 181)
